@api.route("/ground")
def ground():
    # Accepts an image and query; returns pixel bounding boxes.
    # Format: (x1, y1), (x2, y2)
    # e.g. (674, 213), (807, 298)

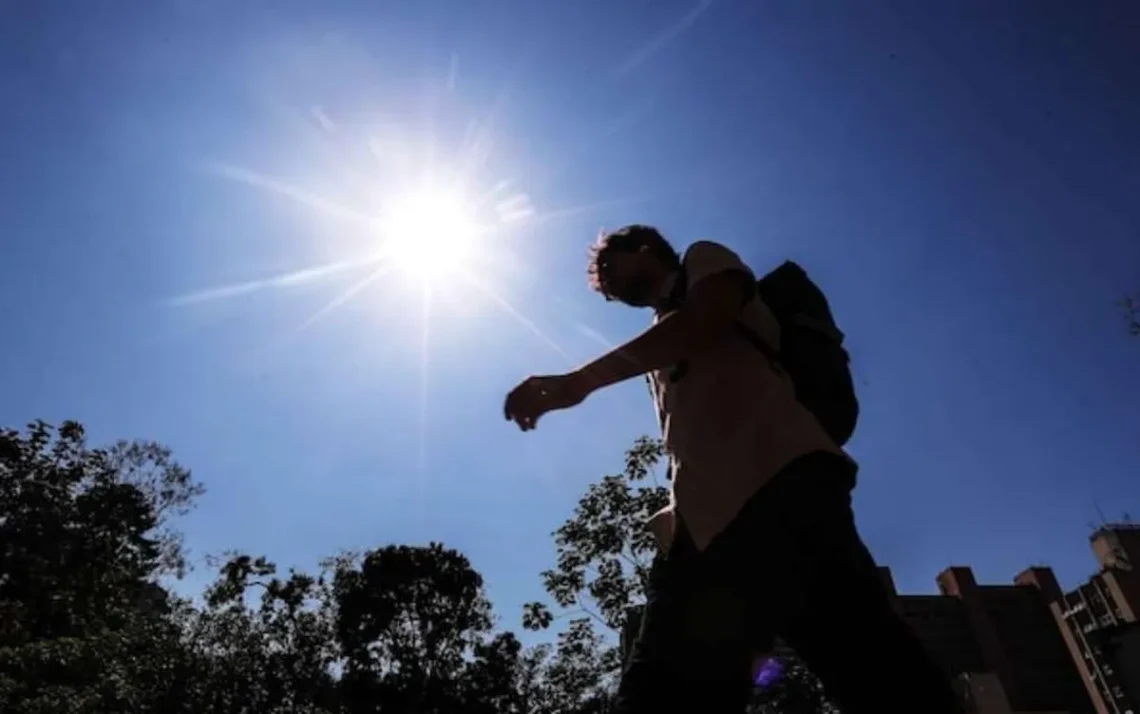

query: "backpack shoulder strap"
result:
(790, 314), (845, 343)
(668, 250), (782, 367)
(734, 322), (782, 374)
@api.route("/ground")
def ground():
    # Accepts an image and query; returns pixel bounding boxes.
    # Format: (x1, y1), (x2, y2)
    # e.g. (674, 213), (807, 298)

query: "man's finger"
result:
(506, 398), (531, 426)
(504, 377), (553, 429)
(504, 381), (530, 420)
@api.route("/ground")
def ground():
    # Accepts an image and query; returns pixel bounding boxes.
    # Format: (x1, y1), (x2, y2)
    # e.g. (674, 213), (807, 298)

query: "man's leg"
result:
(613, 531), (756, 714)
(742, 455), (962, 714)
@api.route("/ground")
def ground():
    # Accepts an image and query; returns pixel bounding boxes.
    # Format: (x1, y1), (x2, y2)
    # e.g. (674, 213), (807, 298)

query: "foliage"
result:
(520, 435), (668, 707)
(524, 435), (839, 713)
(1, 420), (841, 712)
(1124, 295), (1140, 337)
(0, 420), (548, 714)
(0, 420), (203, 714)
(523, 435), (669, 633)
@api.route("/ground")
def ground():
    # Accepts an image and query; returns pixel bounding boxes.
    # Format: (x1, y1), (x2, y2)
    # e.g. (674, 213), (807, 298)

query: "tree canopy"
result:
(0, 421), (550, 713)
(1124, 294), (1140, 337)
(1, 420), (836, 712)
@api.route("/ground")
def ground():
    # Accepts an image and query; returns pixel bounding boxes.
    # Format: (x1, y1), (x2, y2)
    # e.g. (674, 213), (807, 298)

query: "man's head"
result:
(586, 224), (681, 307)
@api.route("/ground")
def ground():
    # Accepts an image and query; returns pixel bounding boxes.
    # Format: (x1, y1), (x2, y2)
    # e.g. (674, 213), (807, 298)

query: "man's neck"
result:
(653, 270), (682, 313)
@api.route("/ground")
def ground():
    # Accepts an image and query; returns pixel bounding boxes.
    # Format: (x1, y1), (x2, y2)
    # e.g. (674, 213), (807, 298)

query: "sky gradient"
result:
(2, 0), (1139, 634)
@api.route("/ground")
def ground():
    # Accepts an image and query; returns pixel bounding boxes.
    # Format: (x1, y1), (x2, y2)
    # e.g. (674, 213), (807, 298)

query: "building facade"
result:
(617, 523), (1140, 713)
(880, 564), (1092, 713)
(1048, 524), (1140, 714)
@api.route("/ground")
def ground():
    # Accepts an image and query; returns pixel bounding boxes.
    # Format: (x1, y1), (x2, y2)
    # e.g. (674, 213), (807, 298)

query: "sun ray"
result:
(203, 162), (376, 227)
(190, 89), (604, 403)
(455, 267), (574, 364)
(166, 257), (374, 306)
(474, 178), (515, 210)
(612, 0), (714, 77)
(417, 285), (433, 472)
(457, 81), (515, 183)
(251, 100), (382, 218)
(525, 196), (649, 227)
(494, 193), (535, 223)
(575, 322), (616, 350)
(292, 264), (395, 335)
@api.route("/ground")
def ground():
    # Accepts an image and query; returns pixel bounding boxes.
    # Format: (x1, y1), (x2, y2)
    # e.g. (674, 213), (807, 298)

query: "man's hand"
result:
(504, 371), (594, 431)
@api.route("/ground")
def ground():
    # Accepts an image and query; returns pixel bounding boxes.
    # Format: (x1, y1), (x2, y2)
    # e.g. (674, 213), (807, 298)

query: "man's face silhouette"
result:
(601, 247), (662, 308)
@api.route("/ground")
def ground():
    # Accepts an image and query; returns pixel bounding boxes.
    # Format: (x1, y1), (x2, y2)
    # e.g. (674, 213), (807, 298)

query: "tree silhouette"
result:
(0, 420), (552, 713)
(1, 419), (842, 712)
(523, 435), (839, 713)
(1123, 295), (1140, 337)
(332, 543), (498, 713)
(521, 435), (668, 706)
(0, 420), (204, 713)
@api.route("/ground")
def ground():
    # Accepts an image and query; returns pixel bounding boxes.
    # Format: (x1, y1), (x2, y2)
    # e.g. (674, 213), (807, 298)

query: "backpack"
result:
(666, 256), (859, 447)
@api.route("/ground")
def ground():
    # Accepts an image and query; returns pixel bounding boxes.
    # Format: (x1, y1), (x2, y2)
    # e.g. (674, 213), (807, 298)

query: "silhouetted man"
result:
(504, 225), (961, 713)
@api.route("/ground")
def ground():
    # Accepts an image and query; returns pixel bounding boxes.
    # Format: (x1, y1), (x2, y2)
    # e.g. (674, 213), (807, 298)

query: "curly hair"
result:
(586, 224), (681, 299)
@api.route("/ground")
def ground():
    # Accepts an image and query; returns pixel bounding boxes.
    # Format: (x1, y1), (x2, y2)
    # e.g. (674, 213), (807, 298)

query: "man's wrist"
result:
(571, 365), (606, 397)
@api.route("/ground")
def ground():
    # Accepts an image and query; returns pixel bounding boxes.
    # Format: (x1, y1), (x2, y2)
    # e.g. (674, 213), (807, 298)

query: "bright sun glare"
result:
(172, 66), (638, 437)
(172, 86), (629, 466)
(166, 35), (665, 470)
(379, 185), (481, 281)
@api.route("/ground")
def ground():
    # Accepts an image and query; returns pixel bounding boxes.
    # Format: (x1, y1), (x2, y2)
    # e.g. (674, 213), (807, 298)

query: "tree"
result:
(331, 543), (499, 713)
(13, 420), (828, 712)
(186, 552), (340, 714)
(1123, 295), (1140, 337)
(0, 420), (204, 713)
(524, 435), (839, 713)
(523, 436), (670, 631)
(521, 435), (669, 708)
(0, 420), (547, 714)
(189, 544), (529, 714)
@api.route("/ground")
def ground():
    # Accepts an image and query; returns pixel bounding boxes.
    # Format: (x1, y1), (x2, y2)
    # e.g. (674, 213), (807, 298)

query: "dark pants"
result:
(614, 453), (962, 713)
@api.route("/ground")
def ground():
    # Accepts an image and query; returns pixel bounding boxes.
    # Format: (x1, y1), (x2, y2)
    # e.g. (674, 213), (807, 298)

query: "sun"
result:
(377, 184), (482, 281)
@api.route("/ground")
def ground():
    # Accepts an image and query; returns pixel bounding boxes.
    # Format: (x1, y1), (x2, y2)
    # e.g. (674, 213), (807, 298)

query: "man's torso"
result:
(648, 241), (845, 551)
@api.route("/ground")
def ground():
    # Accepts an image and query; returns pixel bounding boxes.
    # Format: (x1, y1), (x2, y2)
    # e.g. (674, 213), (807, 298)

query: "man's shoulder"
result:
(681, 240), (755, 283)
(683, 239), (739, 262)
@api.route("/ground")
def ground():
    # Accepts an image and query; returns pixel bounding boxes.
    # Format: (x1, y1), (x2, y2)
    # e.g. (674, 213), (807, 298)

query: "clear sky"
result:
(2, 0), (1139, 634)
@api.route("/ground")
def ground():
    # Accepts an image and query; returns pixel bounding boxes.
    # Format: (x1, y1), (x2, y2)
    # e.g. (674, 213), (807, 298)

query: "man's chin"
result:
(620, 295), (654, 308)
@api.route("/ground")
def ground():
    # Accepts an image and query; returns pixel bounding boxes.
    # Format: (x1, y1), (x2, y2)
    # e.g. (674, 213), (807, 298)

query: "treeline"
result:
(0, 421), (832, 713)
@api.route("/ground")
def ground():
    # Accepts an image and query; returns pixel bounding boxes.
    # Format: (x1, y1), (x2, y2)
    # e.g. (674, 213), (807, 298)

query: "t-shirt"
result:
(647, 241), (847, 552)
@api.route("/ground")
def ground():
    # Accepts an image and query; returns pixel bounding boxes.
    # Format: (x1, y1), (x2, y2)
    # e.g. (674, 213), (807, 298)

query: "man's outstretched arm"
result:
(575, 266), (753, 393)
(505, 241), (756, 430)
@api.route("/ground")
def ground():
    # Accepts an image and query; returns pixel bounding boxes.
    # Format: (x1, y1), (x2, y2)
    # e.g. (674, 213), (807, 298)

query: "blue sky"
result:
(2, 0), (1139, 634)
